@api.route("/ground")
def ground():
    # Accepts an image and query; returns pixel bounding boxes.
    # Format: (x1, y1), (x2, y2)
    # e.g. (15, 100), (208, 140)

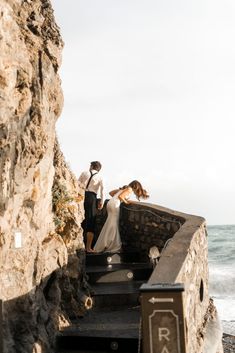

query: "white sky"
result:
(51, 0), (235, 225)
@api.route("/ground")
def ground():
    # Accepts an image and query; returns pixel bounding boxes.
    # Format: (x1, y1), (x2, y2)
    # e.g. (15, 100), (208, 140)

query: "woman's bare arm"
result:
(118, 187), (132, 204)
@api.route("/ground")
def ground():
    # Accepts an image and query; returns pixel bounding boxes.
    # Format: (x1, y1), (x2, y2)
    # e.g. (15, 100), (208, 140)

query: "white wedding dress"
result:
(94, 190), (123, 253)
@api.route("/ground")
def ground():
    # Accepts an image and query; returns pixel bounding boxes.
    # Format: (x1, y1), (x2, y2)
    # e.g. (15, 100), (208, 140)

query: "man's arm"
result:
(98, 179), (104, 209)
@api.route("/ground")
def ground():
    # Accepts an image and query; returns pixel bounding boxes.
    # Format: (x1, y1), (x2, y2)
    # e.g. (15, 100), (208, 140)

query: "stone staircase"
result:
(56, 250), (153, 353)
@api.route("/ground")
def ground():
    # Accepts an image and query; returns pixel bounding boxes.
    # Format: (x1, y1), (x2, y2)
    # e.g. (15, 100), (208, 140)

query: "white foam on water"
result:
(209, 275), (235, 296)
(212, 297), (235, 322)
(207, 225), (235, 335)
(222, 321), (235, 336)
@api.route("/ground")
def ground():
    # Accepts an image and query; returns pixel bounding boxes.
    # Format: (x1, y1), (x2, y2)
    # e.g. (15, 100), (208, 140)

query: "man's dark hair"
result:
(90, 161), (102, 171)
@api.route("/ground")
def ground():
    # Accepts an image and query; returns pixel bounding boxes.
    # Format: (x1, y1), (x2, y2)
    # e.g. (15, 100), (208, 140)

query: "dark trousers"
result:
(82, 191), (97, 233)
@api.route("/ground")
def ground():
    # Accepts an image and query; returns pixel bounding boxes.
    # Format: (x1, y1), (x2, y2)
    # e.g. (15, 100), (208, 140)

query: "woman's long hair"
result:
(128, 180), (149, 200)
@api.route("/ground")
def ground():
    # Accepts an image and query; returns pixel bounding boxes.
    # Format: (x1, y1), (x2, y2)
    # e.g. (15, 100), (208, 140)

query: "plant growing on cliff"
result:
(52, 183), (83, 234)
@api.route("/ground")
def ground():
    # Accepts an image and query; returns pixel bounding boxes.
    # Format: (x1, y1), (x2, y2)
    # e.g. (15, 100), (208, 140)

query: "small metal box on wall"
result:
(140, 283), (186, 353)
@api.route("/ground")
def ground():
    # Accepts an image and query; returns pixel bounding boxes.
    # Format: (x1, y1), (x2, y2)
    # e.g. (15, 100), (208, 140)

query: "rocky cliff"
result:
(0, 1), (85, 352)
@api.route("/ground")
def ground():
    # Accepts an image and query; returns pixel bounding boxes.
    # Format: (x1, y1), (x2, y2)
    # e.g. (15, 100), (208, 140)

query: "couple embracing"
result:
(78, 161), (149, 253)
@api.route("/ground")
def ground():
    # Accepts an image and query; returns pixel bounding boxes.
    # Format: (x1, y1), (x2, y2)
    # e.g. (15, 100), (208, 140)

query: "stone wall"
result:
(0, 1), (86, 352)
(96, 201), (223, 353)
(146, 207), (223, 353)
(177, 224), (210, 352)
(120, 202), (183, 259)
(95, 201), (183, 262)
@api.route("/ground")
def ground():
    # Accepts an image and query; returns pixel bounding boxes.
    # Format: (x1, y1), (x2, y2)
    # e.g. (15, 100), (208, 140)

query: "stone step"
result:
(85, 250), (144, 267)
(91, 280), (144, 308)
(56, 307), (141, 353)
(86, 263), (152, 284)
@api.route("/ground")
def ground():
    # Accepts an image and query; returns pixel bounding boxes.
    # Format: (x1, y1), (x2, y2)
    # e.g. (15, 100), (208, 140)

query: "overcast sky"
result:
(51, 0), (235, 225)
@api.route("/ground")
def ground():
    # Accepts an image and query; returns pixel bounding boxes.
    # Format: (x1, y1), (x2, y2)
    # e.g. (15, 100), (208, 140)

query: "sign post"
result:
(140, 283), (186, 353)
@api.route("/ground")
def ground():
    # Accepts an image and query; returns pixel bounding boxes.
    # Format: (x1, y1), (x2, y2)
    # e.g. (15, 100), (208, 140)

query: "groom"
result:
(78, 161), (104, 252)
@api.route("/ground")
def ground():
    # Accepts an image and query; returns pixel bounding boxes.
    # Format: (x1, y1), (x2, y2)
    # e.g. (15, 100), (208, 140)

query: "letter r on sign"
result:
(158, 327), (170, 342)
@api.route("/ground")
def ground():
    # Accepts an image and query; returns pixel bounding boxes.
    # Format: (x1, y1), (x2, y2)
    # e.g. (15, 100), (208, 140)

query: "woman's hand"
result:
(97, 200), (103, 209)
(126, 199), (135, 205)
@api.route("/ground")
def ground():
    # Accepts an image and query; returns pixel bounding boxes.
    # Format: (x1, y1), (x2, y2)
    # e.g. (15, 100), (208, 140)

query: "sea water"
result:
(207, 224), (235, 335)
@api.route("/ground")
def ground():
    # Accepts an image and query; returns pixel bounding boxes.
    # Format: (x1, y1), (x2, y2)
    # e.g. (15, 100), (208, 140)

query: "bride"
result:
(93, 180), (149, 253)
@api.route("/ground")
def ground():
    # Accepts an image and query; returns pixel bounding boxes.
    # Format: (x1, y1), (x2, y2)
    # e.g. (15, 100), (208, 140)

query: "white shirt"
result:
(78, 169), (104, 205)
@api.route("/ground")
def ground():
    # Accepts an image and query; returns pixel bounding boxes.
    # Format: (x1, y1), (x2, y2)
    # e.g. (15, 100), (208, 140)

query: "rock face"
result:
(0, 1), (85, 352)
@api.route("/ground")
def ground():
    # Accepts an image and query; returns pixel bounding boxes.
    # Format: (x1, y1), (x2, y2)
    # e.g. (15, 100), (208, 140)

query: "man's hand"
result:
(97, 200), (103, 210)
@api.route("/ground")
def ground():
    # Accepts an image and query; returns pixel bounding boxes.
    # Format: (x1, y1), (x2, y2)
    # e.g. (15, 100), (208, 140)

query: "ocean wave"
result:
(206, 226), (235, 322)
(209, 274), (235, 296)
(213, 298), (235, 322)
(222, 321), (235, 336)
(209, 265), (235, 276)
(208, 224), (235, 231)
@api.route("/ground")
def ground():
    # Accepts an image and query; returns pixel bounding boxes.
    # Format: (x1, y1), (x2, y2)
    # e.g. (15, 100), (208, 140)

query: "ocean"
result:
(207, 224), (235, 335)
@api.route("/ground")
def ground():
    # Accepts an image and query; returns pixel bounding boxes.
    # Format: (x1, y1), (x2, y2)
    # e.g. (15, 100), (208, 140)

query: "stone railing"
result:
(96, 200), (222, 353)
(119, 203), (184, 261)
(137, 203), (209, 353)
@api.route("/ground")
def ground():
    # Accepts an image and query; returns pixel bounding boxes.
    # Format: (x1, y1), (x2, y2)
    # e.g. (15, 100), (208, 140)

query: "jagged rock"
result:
(0, 0), (85, 352)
